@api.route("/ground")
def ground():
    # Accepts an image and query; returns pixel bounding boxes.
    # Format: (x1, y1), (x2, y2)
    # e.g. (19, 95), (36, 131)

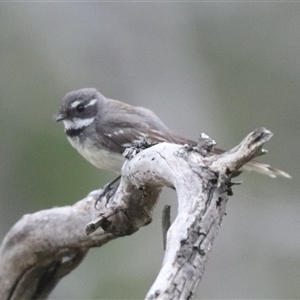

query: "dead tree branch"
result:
(0, 128), (273, 300)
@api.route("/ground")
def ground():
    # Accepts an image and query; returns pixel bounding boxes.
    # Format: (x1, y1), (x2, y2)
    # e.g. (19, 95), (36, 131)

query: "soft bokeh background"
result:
(1, 2), (299, 299)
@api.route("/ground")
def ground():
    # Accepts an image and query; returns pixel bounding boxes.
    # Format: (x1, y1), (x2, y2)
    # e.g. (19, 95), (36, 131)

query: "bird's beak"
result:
(55, 113), (67, 122)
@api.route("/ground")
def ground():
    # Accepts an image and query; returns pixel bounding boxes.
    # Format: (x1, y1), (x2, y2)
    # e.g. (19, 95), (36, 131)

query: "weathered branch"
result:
(0, 192), (116, 300)
(0, 128), (273, 300)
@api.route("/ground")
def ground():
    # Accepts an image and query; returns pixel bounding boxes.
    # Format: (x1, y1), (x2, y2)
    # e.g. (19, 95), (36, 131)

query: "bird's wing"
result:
(97, 125), (174, 154)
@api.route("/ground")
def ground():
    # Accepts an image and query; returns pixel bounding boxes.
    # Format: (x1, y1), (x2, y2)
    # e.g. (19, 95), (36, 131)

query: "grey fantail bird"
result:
(56, 88), (291, 179)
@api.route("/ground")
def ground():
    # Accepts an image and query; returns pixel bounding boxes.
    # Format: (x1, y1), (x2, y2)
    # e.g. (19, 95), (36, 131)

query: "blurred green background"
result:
(1, 2), (299, 299)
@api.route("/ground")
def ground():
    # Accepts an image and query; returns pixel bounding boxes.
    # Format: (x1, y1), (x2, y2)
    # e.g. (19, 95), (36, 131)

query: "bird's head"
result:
(56, 88), (101, 130)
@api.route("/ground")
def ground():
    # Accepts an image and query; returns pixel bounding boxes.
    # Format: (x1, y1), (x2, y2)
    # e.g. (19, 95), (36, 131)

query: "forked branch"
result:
(0, 128), (273, 300)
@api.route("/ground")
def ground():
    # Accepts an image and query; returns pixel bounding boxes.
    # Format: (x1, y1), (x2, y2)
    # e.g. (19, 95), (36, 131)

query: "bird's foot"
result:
(94, 175), (121, 210)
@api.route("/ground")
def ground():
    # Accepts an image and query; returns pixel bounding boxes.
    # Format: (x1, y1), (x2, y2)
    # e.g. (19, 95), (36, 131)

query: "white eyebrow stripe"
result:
(70, 100), (82, 108)
(85, 98), (98, 107)
(70, 98), (97, 109)
(63, 117), (95, 130)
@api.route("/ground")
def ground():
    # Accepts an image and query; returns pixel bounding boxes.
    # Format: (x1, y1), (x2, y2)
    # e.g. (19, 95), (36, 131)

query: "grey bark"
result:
(0, 128), (273, 300)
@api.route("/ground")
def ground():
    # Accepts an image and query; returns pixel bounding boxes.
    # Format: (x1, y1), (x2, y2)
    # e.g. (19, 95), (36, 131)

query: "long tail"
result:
(212, 146), (291, 178)
(171, 134), (291, 179)
(242, 160), (291, 178)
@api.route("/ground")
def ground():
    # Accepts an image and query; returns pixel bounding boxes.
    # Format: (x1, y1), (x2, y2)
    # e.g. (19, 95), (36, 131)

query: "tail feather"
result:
(214, 145), (291, 178)
(242, 160), (291, 178)
(170, 134), (291, 179)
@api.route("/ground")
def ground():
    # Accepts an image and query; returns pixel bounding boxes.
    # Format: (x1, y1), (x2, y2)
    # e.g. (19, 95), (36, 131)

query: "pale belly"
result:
(67, 136), (125, 173)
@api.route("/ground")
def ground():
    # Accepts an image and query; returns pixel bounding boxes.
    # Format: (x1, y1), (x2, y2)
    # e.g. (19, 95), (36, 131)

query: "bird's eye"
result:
(76, 104), (85, 112)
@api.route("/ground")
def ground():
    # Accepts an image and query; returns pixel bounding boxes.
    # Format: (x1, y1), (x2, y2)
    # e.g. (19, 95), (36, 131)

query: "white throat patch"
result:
(63, 117), (95, 130)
